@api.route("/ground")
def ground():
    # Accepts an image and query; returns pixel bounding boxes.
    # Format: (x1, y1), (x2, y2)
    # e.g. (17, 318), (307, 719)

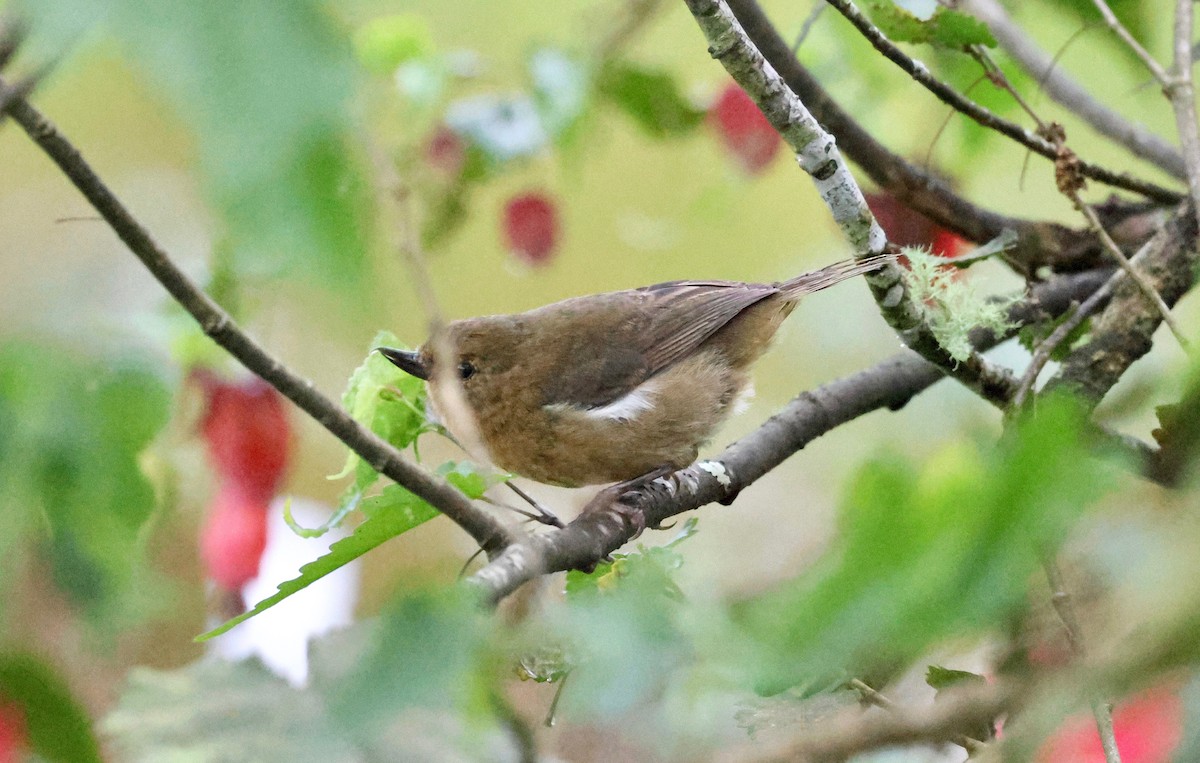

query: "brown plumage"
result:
(379, 255), (890, 487)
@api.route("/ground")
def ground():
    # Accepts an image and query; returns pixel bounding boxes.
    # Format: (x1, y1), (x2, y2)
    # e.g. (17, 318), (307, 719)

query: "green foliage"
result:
(329, 587), (492, 735)
(597, 63), (707, 138)
(334, 331), (431, 494)
(736, 396), (1111, 693)
(0, 654), (102, 763)
(925, 664), (986, 692)
(861, 0), (996, 48)
(23, 0), (372, 287)
(554, 519), (699, 716)
(1019, 313), (1092, 362)
(197, 484), (439, 641)
(901, 247), (1017, 361)
(0, 341), (169, 628)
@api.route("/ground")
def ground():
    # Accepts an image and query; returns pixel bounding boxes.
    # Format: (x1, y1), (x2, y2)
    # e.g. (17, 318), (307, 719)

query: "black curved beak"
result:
(375, 347), (429, 381)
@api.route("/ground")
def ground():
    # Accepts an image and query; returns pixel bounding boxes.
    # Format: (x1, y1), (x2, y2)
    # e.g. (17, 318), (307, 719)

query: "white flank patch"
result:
(732, 381), (756, 415)
(547, 379), (659, 423)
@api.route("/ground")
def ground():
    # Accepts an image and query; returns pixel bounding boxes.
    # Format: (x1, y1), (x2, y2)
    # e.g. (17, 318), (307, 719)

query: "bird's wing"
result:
(637, 280), (778, 375)
(536, 281), (775, 411)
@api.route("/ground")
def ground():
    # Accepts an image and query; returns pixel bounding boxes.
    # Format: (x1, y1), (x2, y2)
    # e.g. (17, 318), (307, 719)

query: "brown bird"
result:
(379, 255), (890, 489)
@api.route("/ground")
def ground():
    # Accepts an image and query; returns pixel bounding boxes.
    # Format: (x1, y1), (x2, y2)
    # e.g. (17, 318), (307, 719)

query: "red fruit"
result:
(200, 484), (270, 591)
(709, 84), (781, 175)
(196, 373), (291, 503)
(503, 192), (560, 266)
(0, 699), (27, 763)
(425, 124), (467, 179)
(1037, 686), (1183, 763)
(865, 191), (967, 267)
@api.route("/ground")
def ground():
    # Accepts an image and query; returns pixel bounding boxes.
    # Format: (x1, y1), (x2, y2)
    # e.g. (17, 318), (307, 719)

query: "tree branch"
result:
(726, 0), (1154, 275)
(822, 0), (1184, 205)
(683, 0), (1020, 406)
(1047, 205), (1198, 406)
(961, 0), (1186, 180)
(1169, 0), (1200, 237)
(469, 269), (1113, 604)
(0, 81), (515, 554)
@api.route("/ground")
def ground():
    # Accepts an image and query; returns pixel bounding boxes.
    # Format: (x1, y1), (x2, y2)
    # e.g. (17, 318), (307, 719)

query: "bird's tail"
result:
(778, 252), (895, 298)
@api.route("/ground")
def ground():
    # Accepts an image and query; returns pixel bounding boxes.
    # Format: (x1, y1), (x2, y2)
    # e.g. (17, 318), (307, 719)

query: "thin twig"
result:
(0, 81), (514, 554)
(1090, 0), (1170, 85)
(1012, 268), (1121, 409)
(792, 1), (826, 52)
(1169, 0), (1200, 237)
(960, 49), (1190, 351)
(1044, 559), (1123, 763)
(961, 0), (1186, 179)
(1069, 190), (1190, 349)
(683, 0), (1020, 407)
(821, 0), (1183, 204)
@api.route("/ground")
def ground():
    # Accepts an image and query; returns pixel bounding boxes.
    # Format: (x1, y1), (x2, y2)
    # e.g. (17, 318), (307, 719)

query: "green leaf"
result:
(327, 587), (491, 733)
(61, 0), (373, 287)
(0, 341), (169, 628)
(435, 460), (509, 500)
(334, 331), (429, 493)
(352, 13), (434, 75)
(738, 395), (1110, 693)
(0, 653), (102, 763)
(925, 665), (986, 692)
(862, 0), (996, 48)
(597, 62), (707, 138)
(197, 484), (438, 641)
(564, 519), (697, 600)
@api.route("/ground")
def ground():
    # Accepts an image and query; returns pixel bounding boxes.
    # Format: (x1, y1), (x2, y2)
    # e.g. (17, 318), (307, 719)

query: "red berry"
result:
(709, 84), (781, 175)
(200, 484), (270, 591)
(931, 227), (967, 259)
(425, 124), (467, 179)
(195, 373), (291, 503)
(866, 192), (968, 268)
(0, 699), (27, 763)
(503, 192), (560, 266)
(1037, 685), (1182, 763)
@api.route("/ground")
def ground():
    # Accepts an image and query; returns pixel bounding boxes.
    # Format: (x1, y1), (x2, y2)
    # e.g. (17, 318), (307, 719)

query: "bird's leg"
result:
(506, 481), (565, 528)
(583, 465), (676, 540)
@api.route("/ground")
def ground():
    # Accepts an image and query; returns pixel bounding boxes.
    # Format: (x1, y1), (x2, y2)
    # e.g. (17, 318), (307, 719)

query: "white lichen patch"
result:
(901, 247), (1017, 362)
(698, 460), (733, 488)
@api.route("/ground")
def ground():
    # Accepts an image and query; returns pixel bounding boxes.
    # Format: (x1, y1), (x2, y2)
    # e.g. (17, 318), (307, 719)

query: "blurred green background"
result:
(0, 0), (1195, 759)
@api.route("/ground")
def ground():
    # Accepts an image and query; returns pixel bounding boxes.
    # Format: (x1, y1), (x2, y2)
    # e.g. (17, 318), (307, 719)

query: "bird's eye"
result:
(458, 360), (476, 380)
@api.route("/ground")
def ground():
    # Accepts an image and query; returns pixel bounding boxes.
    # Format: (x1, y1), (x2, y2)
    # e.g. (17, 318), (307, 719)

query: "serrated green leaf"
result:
(564, 523), (695, 601)
(862, 0), (996, 48)
(598, 62), (707, 138)
(334, 331), (428, 492)
(739, 395), (1110, 693)
(0, 654), (102, 763)
(435, 460), (509, 500)
(198, 485), (438, 641)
